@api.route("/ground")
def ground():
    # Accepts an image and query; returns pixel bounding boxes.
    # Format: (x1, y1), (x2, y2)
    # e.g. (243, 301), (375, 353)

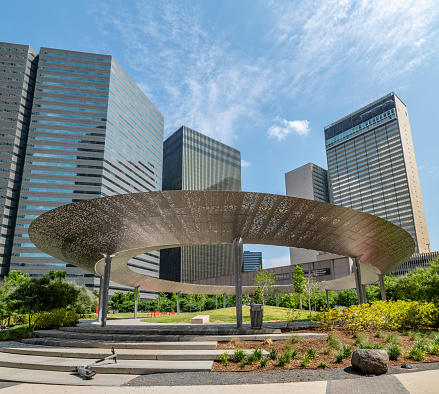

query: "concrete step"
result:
(2, 346), (265, 361)
(21, 338), (218, 349)
(0, 366), (136, 386)
(0, 352), (213, 374)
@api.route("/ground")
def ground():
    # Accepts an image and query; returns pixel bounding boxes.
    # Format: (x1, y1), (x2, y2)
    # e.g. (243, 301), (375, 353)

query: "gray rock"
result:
(351, 349), (389, 375)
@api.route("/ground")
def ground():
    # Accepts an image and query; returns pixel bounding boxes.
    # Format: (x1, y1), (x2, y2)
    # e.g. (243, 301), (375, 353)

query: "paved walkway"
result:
(0, 369), (438, 393)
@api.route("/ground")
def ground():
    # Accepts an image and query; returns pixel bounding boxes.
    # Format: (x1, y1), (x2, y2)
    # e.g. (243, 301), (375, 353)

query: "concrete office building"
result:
(325, 93), (430, 253)
(243, 251), (262, 272)
(0, 43), (163, 297)
(285, 163), (329, 265)
(160, 125), (241, 283)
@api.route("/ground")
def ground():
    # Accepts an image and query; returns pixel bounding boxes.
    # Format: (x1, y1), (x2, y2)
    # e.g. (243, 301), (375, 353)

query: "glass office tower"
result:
(0, 43), (163, 296)
(160, 126), (241, 283)
(243, 251), (262, 272)
(0, 43), (38, 278)
(325, 92), (430, 253)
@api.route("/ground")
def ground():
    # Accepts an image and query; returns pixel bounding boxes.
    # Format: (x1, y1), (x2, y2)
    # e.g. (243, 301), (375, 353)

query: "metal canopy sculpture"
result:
(29, 190), (415, 297)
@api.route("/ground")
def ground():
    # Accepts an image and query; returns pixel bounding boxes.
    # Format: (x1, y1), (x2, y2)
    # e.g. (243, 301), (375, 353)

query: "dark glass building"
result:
(160, 125), (241, 283)
(243, 251), (262, 272)
(0, 43), (163, 298)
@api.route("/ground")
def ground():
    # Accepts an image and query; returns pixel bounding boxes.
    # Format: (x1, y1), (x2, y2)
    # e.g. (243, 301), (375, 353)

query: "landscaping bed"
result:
(214, 327), (439, 372)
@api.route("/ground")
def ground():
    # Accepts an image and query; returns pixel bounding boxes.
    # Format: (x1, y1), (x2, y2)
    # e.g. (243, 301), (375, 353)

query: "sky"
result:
(1, 0), (439, 268)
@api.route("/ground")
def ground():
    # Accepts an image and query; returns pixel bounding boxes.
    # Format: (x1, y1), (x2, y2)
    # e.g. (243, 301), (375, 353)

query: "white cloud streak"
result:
(262, 255), (291, 269)
(241, 160), (251, 168)
(268, 118), (310, 141)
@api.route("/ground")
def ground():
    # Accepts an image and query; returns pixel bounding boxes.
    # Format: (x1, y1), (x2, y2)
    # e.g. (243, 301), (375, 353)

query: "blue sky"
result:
(2, 0), (439, 268)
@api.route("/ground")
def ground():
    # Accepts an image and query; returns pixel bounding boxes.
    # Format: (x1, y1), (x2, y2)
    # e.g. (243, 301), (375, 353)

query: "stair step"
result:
(21, 338), (217, 349)
(0, 352), (213, 374)
(2, 346), (262, 361)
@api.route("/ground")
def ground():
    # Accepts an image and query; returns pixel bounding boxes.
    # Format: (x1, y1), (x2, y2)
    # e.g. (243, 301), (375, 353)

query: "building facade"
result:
(325, 93), (430, 253)
(160, 125), (241, 283)
(285, 163), (329, 265)
(0, 43), (163, 297)
(243, 251), (262, 272)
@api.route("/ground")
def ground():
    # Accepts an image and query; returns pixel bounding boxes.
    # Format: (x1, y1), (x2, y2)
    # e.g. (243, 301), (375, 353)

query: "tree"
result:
(252, 268), (276, 307)
(293, 265), (306, 310)
(304, 272), (321, 317)
(336, 289), (358, 307)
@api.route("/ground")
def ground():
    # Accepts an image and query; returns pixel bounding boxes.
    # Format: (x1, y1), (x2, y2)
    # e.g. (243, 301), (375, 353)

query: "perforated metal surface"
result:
(28, 191), (415, 295)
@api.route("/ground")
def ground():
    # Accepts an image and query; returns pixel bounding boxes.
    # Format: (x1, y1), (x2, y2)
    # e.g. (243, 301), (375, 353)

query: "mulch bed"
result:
(214, 327), (439, 372)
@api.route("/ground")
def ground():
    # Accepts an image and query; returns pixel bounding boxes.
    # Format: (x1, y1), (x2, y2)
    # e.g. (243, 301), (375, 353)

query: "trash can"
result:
(250, 304), (263, 329)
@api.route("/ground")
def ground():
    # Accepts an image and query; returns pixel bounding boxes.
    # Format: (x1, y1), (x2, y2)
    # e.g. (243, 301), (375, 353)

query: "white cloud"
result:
(262, 255), (291, 269)
(241, 160), (251, 168)
(268, 117), (310, 141)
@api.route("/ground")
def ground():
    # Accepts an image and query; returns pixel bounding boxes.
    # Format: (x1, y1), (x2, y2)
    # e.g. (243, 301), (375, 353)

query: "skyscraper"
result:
(160, 125), (241, 283)
(325, 92), (430, 253)
(0, 43), (163, 296)
(285, 163), (329, 264)
(243, 251), (262, 272)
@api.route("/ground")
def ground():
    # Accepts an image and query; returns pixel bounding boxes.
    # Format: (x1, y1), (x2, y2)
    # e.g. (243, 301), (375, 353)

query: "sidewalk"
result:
(1, 369), (438, 393)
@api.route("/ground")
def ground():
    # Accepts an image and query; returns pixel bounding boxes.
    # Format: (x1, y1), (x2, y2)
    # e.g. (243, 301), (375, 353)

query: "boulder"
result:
(351, 349), (389, 375)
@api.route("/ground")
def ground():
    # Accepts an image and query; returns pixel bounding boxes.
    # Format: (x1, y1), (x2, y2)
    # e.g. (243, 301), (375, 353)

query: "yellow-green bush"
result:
(319, 300), (439, 331)
(34, 308), (79, 330)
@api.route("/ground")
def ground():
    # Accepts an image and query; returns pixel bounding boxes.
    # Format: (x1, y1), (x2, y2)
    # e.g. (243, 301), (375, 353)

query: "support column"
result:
(215, 295), (218, 309)
(234, 237), (243, 329)
(378, 274), (386, 301)
(134, 286), (139, 319)
(177, 291), (180, 315)
(100, 253), (113, 327)
(325, 289), (330, 309)
(362, 284), (367, 304)
(97, 275), (104, 322)
(275, 293), (279, 307)
(353, 256), (364, 304)
(223, 293), (226, 309)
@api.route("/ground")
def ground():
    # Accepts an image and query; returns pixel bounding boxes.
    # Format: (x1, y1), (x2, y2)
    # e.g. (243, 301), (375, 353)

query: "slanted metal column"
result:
(97, 275), (104, 322)
(223, 293), (226, 309)
(100, 253), (113, 327)
(353, 256), (364, 304)
(216, 295), (218, 309)
(134, 286), (139, 319)
(325, 290), (330, 309)
(234, 237), (243, 328)
(378, 274), (386, 301)
(362, 284), (367, 304)
(276, 293), (279, 307)
(177, 291), (180, 315)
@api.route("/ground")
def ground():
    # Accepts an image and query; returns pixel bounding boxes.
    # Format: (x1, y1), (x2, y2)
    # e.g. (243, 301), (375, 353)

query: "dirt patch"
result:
(214, 327), (439, 372)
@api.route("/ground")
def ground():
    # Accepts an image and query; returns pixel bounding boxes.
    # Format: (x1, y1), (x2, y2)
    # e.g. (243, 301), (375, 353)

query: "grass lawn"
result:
(138, 306), (319, 324)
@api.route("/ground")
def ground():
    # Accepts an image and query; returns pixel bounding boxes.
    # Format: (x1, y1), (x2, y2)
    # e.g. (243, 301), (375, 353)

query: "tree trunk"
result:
(299, 294), (302, 310)
(308, 292), (311, 317)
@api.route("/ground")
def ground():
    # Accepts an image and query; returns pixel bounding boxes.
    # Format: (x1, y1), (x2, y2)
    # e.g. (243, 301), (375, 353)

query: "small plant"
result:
(428, 342), (439, 356)
(318, 361), (328, 369)
(335, 352), (344, 363)
(432, 334), (439, 345)
(387, 344), (401, 361)
(413, 340), (428, 351)
(306, 347), (317, 359)
(246, 353), (257, 364)
(408, 346), (425, 361)
(288, 349), (298, 360)
(356, 340), (383, 349)
(408, 330), (422, 342)
(327, 332), (343, 350)
(229, 338), (240, 348)
(240, 357), (249, 368)
(233, 349), (246, 363)
(278, 353), (291, 366)
(260, 357), (269, 367)
(263, 338), (273, 345)
(374, 331), (384, 338)
(219, 352), (229, 366)
(252, 348), (263, 360)
(321, 347), (332, 355)
(386, 333), (401, 345)
(300, 355), (310, 367)
(269, 348), (277, 360)
(342, 345), (352, 358)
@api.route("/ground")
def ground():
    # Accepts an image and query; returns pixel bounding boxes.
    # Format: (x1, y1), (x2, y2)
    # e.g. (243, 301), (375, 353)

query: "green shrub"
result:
(408, 346), (425, 361)
(288, 349), (298, 360)
(233, 349), (245, 363)
(318, 361), (328, 369)
(342, 345), (352, 358)
(0, 325), (34, 341)
(269, 348), (277, 360)
(259, 357), (269, 367)
(413, 340), (428, 351)
(387, 344), (401, 360)
(246, 353), (257, 364)
(252, 348), (263, 360)
(335, 352), (344, 363)
(300, 355), (310, 367)
(219, 352), (229, 366)
(386, 333), (401, 345)
(428, 342), (439, 356)
(327, 332), (343, 350)
(34, 309), (78, 330)
(356, 340), (383, 349)
(306, 347), (317, 359)
(278, 353), (291, 366)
